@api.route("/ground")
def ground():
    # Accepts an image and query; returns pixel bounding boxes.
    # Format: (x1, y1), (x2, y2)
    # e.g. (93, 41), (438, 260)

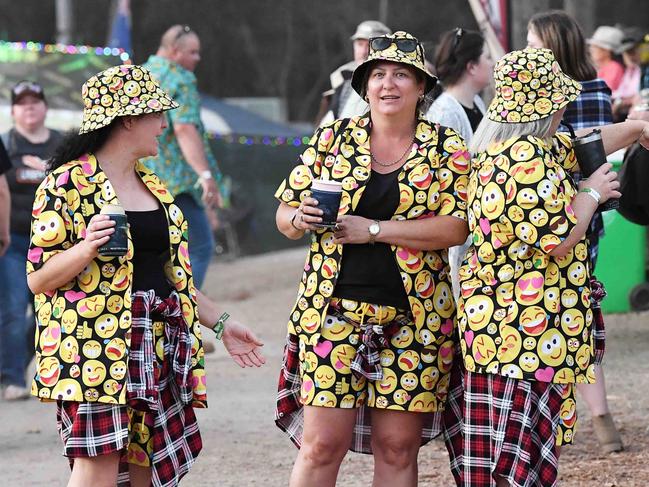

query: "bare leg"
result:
(129, 464), (152, 487)
(576, 364), (623, 452)
(576, 364), (610, 416)
(371, 409), (424, 487)
(289, 406), (358, 487)
(67, 452), (120, 487)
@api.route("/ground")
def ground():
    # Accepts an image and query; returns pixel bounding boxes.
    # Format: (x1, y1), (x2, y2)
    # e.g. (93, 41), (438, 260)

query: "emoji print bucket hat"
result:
(351, 31), (437, 96)
(486, 47), (581, 123)
(79, 64), (178, 134)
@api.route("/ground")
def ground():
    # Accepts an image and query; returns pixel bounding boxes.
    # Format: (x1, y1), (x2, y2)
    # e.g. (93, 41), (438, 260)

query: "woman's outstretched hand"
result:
(222, 321), (265, 368)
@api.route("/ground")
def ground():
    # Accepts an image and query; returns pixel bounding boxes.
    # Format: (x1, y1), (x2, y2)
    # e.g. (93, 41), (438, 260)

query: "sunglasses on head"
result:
(370, 36), (421, 54)
(12, 81), (43, 96)
(174, 25), (193, 41)
(451, 28), (464, 52)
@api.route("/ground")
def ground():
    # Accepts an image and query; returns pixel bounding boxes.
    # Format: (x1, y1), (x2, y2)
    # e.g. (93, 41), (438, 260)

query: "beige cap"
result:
(587, 26), (624, 53)
(350, 20), (391, 40)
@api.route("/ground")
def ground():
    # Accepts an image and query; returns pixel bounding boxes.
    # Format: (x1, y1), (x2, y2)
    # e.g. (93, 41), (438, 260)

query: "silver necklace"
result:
(370, 136), (415, 167)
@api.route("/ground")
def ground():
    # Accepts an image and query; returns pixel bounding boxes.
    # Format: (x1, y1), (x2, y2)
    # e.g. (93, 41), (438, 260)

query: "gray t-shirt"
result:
(2, 129), (62, 235)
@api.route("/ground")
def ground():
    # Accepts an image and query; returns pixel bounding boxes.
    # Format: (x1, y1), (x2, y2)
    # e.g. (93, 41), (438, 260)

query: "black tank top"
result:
(333, 168), (409, 309)
(126, 206), (173, 296)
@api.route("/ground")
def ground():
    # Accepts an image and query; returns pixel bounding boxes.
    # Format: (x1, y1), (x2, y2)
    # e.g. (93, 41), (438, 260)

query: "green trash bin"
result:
(595, 158), (647, 313)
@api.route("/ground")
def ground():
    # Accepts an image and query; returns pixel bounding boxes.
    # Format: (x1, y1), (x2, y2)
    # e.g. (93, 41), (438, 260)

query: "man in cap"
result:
(612, 26), (644, 121)
(315, 20), (391, 126)
(0, 80), (62, 400)
(143, 25), (223, 291)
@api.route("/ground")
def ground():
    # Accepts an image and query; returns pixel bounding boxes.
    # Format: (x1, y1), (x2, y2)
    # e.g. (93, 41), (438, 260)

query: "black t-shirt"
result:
(0, 138), (10, 175)
(461, 103), (484, 133)
(126, 206), (173, 297)
(3, 128), (62, 235)
(333, 168), (410, 309)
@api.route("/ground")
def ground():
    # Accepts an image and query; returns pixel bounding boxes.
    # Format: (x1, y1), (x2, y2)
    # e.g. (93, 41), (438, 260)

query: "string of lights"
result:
(0, 40), (131, 62)
(208, 133), (310, 147)
(1, 41), (309, 147)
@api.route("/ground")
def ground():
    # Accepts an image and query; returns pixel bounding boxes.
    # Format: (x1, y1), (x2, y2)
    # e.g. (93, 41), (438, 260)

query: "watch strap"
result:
(368, 220), (380, 245)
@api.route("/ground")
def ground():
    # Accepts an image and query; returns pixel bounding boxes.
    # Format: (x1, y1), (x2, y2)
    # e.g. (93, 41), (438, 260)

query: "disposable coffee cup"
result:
(98, 204), (128, 256)
(572, 129), (619, 211)
(310, 179), (342, 228)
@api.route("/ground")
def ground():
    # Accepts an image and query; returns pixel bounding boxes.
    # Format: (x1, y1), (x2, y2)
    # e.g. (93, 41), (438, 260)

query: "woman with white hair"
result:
(443, 47), (649, 487)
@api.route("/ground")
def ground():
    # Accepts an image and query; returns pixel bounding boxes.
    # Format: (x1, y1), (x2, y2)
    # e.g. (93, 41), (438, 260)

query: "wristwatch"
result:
(199, 170), (212, 180)
(368, 220), (381, 244)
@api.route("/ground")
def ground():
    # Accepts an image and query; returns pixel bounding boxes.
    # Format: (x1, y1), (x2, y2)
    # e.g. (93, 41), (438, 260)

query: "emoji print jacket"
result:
(458, 133), (596, 384)
(275, 115), (470, 346)
(27, 154), (207, 406)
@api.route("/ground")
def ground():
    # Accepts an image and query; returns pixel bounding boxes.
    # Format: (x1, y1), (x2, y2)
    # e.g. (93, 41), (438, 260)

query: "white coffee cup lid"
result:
(100, 204), (125, 215)
(312, 179), (342, 191)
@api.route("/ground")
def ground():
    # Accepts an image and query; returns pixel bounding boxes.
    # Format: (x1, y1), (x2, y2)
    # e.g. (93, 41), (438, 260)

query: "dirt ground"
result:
(2, 246), (649, 486)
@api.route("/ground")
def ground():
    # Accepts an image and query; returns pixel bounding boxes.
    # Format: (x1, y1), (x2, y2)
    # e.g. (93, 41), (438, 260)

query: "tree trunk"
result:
(55, 0), (73, 44)
(564, 0), (597, 37)
(509, 0), (551, 49)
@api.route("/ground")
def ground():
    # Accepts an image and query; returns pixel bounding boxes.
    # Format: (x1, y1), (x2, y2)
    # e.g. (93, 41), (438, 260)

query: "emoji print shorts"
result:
(56, 318), (167, 467)
(298, 297), (453, 412)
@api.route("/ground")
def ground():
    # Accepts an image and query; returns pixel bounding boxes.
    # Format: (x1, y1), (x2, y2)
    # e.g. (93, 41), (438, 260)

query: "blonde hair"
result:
(469, 116), (554, 153)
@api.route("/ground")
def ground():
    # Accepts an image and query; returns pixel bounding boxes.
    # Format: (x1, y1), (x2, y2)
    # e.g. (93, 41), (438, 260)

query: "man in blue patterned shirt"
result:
(144, 25), (222, 289)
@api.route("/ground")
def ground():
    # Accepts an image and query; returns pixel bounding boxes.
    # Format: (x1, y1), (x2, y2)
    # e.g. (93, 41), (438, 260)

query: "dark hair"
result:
(48, 123), (116, 173)
(528, 10), (597, 81)
(434, 28), (485, 87)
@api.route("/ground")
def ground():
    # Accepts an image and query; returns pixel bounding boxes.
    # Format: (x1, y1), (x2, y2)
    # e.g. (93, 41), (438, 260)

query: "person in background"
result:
(276, 31), (470, 486)
(612, 28), (643, 122)
(0, 138), (10, 256)
(426, 27), (493, 301)
(315, 20), (391, 126)
(528, 10), (623, 454)
(0, 80), (62, 401)
(444, 47), (649, 487)
(587, 25), (625, 92)
(143, 25), (223, 291)
(427, 28), (492, 141)
(27, 64), (264, 487)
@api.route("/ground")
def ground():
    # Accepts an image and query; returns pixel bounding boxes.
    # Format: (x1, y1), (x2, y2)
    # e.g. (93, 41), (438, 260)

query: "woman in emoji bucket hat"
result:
(528, 10), (625, 455)
(27, 64), (264, 486)
(442, 47), (649, 486)
(274, 31), (472, 485)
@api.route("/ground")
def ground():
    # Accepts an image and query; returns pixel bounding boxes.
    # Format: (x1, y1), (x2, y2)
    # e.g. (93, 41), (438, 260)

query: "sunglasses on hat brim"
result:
(369, 37), (421, 54)
(12, 81), (44, 97)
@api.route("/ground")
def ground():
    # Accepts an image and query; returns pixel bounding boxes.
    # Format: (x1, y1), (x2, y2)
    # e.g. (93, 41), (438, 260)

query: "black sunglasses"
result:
(448, 28), (465, 62)
(452, 28), (464, 52)
(370, 36), (421, 54)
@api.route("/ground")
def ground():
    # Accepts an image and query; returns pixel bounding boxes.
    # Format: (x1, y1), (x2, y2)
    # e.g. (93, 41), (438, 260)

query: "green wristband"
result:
(212, 312), (230, 340)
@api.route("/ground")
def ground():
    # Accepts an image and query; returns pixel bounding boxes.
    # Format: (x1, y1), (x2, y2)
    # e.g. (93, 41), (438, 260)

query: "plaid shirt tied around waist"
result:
(328, 305), (404, 381)
(128, 290), (193, 412)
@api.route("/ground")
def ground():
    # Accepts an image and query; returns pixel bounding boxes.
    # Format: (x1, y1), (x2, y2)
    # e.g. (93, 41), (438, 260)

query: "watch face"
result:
(369, 222), (380, 235)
